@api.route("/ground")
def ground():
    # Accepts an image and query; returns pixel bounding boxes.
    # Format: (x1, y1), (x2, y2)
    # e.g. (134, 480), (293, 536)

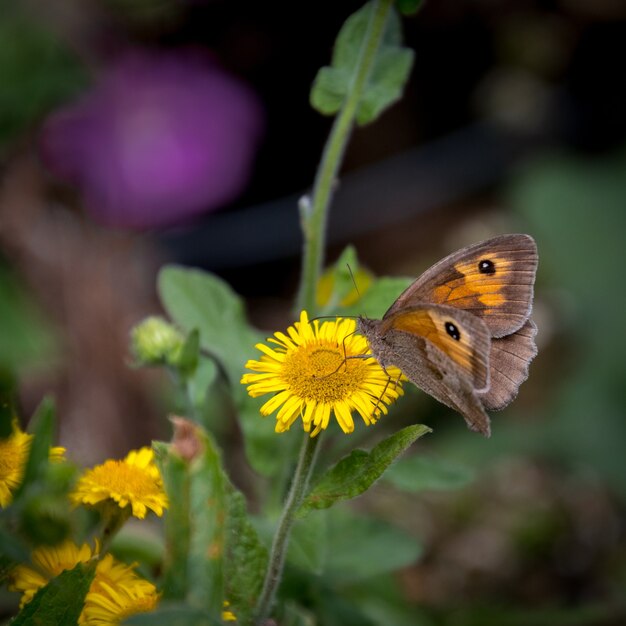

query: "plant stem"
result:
(297, 0), (395, 314)
(255, 2), (395, 622)
(254, 433), (322, 624)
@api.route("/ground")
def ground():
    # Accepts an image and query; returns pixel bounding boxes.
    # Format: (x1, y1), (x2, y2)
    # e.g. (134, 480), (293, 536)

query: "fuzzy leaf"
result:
(310, 2), (414, 125)
(11, 561), (95, 626)
(186, 431), (226, 614)
(224, 490), (269, 622)
(157, 447), (190, 601)
(299, 425), (430, 515)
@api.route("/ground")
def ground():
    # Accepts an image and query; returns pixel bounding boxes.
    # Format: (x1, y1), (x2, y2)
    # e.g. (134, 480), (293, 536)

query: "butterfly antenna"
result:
(347, 263), (361, 299)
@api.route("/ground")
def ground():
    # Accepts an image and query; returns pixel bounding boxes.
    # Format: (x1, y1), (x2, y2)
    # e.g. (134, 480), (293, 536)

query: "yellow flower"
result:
(80, 553), (159, 625)
(241, 311), (403, 437)
(0, 420), (65, 508)
(222, 600), (237, 621)
(71, 447), (167, 519)
(10, 541), (158, 624)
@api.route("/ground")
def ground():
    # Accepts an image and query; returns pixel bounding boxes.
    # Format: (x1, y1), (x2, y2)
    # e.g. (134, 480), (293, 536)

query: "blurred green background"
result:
(1, 0), (625, 624)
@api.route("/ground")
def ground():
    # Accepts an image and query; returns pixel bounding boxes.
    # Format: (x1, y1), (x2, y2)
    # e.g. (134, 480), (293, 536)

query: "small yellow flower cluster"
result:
(2, 422), (168, 625)
(10, 541), (159, 625)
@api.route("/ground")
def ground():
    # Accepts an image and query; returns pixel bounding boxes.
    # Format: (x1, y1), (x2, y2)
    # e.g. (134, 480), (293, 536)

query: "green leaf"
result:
(310, 2), (414, 126)
(11, 561), (96, 626)
(384, 454), (474, 492)
(396, 0), (426, 16)
(324, 506), (421, 583)
(158, 265), (291, 477)
(287, 510), (328, 574)
(299, 424), (430, 515)
(158, 265), (259, 396)
(13, 397), (55, 501)
(186, 431), (226, 614)
(355, 45), (414, 125)
(340, 276), (412, 319)
(224, 489), (269, 622)
(157, 428), (228, 613)
(123, 603), (221, 626)
(155, 445), (190, 601)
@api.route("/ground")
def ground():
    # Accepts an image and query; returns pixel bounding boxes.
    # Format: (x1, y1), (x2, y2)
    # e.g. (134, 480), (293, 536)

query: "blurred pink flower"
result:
(41, 49), (263, 229)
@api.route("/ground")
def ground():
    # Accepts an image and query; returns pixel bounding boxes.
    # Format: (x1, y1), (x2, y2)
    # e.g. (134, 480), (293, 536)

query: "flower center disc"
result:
(283, 343), (368, 403)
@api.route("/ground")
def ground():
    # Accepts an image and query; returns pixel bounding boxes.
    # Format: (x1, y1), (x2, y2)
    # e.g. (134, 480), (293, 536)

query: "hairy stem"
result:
(253, 433), (322, 623)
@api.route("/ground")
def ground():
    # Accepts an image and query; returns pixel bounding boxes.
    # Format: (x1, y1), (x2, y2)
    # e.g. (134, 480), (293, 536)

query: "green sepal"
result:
(174, 328), (200, 378)
(310, 2), (414, 126)
(299, 424), (430, 515)
(11, 561), (96, 626)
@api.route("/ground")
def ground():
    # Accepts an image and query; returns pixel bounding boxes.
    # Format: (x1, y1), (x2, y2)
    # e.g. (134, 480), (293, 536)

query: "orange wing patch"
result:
(433, 255), (512, 312)
(387, 309), (474, 374)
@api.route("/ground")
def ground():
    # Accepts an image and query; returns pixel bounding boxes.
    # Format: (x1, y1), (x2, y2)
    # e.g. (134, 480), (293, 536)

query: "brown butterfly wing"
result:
(358, 305), (492, 436)
(478, 319), (538, 411)
(384, 234), (538, 338)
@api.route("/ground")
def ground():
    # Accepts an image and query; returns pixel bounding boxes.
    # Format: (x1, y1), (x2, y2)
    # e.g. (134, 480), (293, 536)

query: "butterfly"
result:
(357, 233), (538, 437)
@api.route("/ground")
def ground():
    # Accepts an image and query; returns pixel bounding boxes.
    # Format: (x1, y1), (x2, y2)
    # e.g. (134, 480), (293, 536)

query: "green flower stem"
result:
(98, 504), (132, 555)
(297, 0), (395, 314)
(254, 432), (322, 624)
(255, 1), (395, 621)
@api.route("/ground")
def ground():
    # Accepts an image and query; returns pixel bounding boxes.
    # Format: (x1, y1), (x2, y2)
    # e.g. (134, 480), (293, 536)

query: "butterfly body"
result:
(357, 234), (538, 437)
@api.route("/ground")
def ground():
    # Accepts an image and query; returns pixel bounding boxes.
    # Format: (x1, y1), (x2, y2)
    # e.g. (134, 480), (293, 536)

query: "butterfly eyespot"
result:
(478, 259), (496, 274)
(445, 321), (461, 341)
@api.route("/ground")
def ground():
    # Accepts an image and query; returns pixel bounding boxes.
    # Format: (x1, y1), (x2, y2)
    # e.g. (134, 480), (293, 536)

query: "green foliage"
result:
(224, 490), (269, 622)
(123, 603), (222, 626)
(0, 267), (58, 371)
(310, 1), (414, 125)
(158, 264), (292, 477)
(324, 506), (421, 583)
(0, 1), (87, 147)
(11, 561), (96, 626)
(396, 0), (425, 15)
(13, 398), (56, 502)
(340, 276), (413, 319)
(300, 425), (430, 514)
(384, 454), (474, 492)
